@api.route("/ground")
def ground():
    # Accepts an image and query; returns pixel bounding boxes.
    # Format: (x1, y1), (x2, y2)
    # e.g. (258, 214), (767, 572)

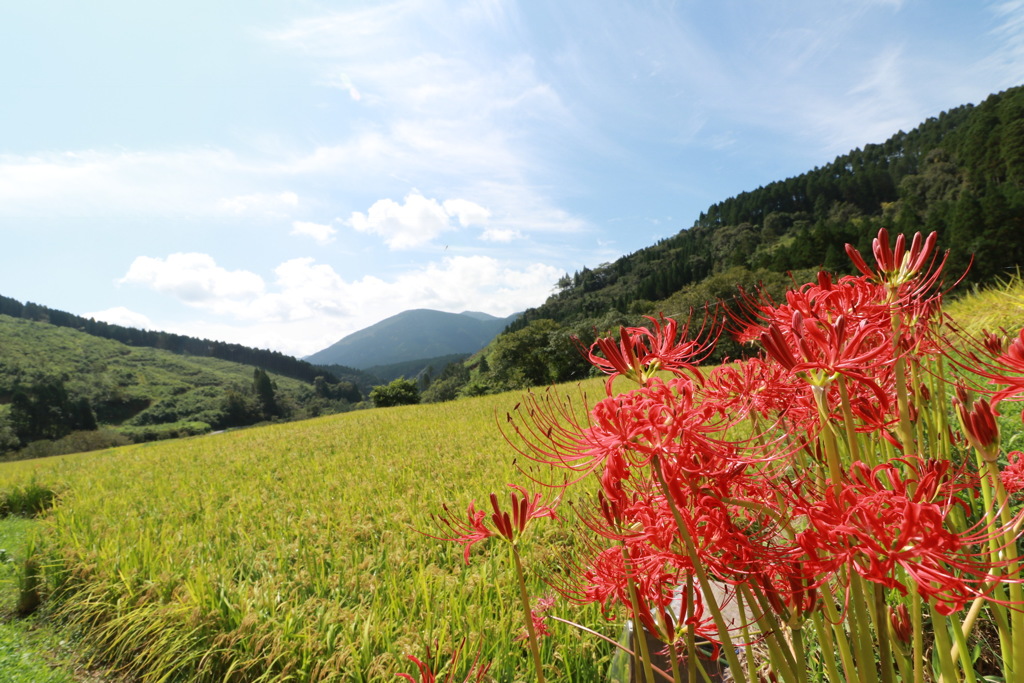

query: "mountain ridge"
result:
(306, 309), (520, 369)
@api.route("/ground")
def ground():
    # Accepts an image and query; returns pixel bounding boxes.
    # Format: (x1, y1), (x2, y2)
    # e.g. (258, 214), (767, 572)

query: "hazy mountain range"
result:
(305, 309), (520, 369)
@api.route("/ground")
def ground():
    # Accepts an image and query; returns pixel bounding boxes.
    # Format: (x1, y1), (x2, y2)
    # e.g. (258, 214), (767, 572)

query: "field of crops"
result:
(0, 382), (610, 682)
(4, 272), (1024, 683)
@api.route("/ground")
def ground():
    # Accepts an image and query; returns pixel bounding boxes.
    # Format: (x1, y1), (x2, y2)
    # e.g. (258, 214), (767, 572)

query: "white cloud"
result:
(480, 227), (521, 242)
(220, 191), (299, 216)
(442, 198), (490, 226)
(290, 220), (337, 244)
(83, 306), (154, 330)
(348, 192), (491, 249)
(120, 252), (560, 356)
(119, 253), (265, 307)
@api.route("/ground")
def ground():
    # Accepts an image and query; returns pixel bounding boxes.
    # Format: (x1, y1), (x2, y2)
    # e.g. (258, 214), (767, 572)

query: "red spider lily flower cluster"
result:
(582, 313), (718, 392)
(1004, 451), (1024, 495)
(793, 458), (1002, 615)
(845, 227), (942, 292)
(516, 595), (557, 642)
(432, 484), (557, 564)
(988, 327), (1024, 411)
(489, 228), (1024, 665)
(397, 641), (491, 683)
(425, 229), (1024, 682)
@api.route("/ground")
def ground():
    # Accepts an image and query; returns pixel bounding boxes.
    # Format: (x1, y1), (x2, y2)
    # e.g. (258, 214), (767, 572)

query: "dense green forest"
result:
(417, 85), (1024, 399)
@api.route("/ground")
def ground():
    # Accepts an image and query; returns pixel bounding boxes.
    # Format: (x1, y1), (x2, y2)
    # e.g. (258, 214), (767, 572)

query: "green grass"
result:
(0, 278), (1019, 682)
(0, 382), (609, 682)
(0, 517), (76, 683)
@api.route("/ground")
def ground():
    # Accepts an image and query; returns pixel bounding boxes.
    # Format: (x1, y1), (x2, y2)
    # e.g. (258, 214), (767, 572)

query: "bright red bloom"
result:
(992, 327), (1024, 406)
(845, 228), (942, 293)
(953, 383), (1001, 460)
(1003, 451), (1024, 494)
(793, 458), (1003, 615)
(584, 314), (717, 393)
(433, 485), (557, 564)
(504, 377), (734, 505)
(516, 595), (556, 642)
(704, 356), (808, 422)
(396, 642), (491, 683)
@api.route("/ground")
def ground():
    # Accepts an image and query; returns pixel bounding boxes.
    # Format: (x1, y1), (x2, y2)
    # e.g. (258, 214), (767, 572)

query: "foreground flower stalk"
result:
(416, 229), (1024, 682)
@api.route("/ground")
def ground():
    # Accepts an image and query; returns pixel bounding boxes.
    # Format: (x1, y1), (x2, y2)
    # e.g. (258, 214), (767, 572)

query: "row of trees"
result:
(0, 378), (97, 450)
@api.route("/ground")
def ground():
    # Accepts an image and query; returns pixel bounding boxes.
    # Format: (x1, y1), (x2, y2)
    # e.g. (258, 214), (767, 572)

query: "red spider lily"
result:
(577, 542), (721, 642)
(1003, 451), (1024, 495)
(889, 604), (912, 644)
(432, 484), (557, 564)
(583, 313), (718, 393)
(758, 311), (893, 405)
(396, 641), (491, 683)
(516, 595), (556, 642)
(704, 355), (809, 423)
(793, 458), (1011, 615)
(503, 377), (736, 504)
(845, 228), (943, 293)
(992, 327), (1024, 406)
(953, 383), (1001, 459)
(734, 273), (892, 345)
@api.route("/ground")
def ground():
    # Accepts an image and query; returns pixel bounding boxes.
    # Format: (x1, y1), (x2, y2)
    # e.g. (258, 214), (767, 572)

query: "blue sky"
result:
(1, 0), (1022, 357)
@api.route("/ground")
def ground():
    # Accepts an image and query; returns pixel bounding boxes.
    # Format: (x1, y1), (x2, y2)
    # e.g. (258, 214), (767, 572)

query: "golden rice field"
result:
(0, 382), (610, 682)
(3, 275), (1022, 683)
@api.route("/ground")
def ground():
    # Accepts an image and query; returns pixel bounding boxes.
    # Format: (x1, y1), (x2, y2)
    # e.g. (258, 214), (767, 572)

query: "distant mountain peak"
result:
(458, 310), (502, 321)
(305, 308), (520, 369)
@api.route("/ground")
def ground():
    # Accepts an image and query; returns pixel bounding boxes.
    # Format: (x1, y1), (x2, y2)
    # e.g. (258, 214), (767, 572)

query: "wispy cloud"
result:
(290, 221), (337, 245)
(986, 1), (1024, 86)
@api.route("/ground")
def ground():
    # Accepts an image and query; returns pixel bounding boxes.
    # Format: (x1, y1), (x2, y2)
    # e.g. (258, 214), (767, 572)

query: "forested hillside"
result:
(515, 85), (1024, 330)
(418, 86), (1024, 400)
(0, 316), (364, 458)
(0, 294), (338, 384)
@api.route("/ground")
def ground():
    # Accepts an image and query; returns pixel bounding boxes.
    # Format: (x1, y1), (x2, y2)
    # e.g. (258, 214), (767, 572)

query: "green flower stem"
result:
(650, 456), (745, 677)
(889, 315), (916, 455)
(818, 582), (858, 683)
(736, 591), (759, 683)
(741, 583), (800, 683)
(909, 548), (924, 683)
(930, 357), (952, 461)
(813, 388), (845, 484)
(949, 592), (986, 669)
(684, 575), (695, 683)
(945, 609), (976, 683)
(928, 600), (960, 683)
(812, 610), (844, 683)
(872, 583), (896, 683)
(511, 545), (546, 683)
(847, 571), (880, 683)
(622, 543), (657, 683)
(984, 459), (1023, 678)
(837, 376), (862, 465)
